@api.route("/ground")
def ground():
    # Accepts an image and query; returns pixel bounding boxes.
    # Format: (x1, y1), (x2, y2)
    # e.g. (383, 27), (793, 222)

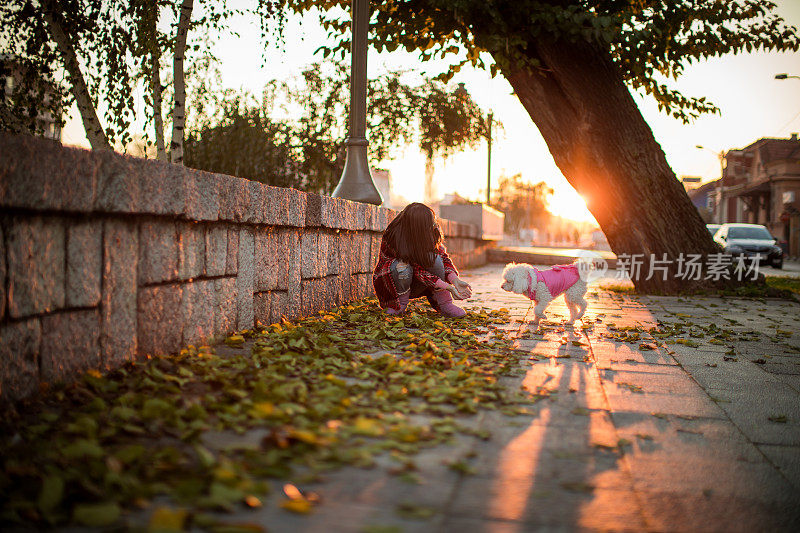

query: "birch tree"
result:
(39, 0), (111, 150)
(169, 0), (193, 164)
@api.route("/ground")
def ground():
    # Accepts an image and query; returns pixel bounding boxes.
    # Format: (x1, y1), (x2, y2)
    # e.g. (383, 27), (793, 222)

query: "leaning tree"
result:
(298, 0), (799, 293)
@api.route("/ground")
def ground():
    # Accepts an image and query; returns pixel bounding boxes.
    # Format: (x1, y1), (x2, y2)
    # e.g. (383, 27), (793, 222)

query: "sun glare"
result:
(547, 187), (596, 224)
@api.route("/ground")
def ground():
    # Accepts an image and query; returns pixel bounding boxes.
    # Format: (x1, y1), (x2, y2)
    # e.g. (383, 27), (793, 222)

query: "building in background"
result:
(681, 175), (702, 190)
(687, 179), (719, 223)
(1, 55), (62, 142)
(712, 134), (800, 255)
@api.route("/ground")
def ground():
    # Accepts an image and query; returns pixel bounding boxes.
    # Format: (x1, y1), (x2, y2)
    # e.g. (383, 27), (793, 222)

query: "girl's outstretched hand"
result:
(451, 277), (472, 299)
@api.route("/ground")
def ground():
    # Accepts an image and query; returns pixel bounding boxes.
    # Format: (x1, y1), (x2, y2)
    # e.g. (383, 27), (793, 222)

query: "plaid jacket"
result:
(372, 235), (458, 311)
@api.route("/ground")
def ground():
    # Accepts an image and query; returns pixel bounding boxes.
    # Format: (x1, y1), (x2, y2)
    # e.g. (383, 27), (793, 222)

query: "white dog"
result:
(501, 262), (588, 324)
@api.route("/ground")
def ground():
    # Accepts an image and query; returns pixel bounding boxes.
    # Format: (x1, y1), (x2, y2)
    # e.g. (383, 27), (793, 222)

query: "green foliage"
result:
(184, 92), (299, 188)
(0, 1), (96, 137)
(184, 61), (491, 193)
(490, 173), (553, 235)
(300, 0), (799, 123)
(0, 300), (537, 528)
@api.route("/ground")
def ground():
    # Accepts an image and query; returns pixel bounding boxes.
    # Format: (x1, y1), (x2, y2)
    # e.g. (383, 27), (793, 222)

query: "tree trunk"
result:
(495, 36), (732, 293)
(150, 51), (166, 161)
(170, 0), (193, 165)
(41, 0), (111, 151)
(143, 1), (167, 162)
(424, 156), (435, 204)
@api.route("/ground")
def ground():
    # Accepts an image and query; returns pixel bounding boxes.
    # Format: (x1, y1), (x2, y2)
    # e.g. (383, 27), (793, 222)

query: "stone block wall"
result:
(0, 133), (491, 402)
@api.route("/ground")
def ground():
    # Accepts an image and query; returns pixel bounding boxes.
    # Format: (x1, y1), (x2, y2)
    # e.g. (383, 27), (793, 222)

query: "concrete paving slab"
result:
(708, 382), (800, 445)
(758, 444), (800, 489)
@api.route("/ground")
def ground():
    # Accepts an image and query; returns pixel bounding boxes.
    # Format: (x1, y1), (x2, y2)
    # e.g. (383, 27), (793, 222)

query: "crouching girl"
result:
(373, 202), (472, 317)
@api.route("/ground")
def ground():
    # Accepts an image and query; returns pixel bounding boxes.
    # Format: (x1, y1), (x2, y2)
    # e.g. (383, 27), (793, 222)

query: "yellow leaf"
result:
(249, 402), (278, 418)
(288, 428), (319, 445)
(244, 495), (262, 508)
(352, 417), (384, 437)
(280, 498), (313, 514)
(148, 506), (188, 532)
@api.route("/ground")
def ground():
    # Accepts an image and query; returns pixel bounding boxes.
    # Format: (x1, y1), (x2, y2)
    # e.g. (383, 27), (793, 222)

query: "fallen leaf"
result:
(148, 506), (189, 532)
(73, 502), (121, 527)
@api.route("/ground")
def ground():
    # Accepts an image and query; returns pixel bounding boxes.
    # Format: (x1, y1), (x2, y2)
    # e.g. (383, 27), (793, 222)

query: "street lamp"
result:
(775, 73), (800, 80)
(486, 111), (493, 205)
(331, 0), (383, 205)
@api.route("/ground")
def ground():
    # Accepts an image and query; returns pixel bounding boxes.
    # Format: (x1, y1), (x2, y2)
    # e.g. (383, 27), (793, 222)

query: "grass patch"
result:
(602, 276), (798, 300)
(599, 282), (636, 294)
(765, 276), (800, 297)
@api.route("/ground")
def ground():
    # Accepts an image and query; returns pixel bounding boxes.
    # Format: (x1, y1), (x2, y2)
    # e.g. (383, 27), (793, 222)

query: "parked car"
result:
(713, 223), (784, 269)
(706, 224), (721, 237)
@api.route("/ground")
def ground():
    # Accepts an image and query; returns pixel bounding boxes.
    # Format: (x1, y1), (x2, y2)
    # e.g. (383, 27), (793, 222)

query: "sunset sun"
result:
(547, 186), (597, 224)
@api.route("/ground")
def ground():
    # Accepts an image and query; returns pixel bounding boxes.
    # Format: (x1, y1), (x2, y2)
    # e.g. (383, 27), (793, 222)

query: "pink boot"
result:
(432, 289), (466, 318)
(385, 291), (410, 315)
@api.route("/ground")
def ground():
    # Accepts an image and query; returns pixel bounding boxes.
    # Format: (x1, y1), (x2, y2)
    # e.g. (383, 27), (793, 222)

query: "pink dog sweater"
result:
(525, 264), (580, 302)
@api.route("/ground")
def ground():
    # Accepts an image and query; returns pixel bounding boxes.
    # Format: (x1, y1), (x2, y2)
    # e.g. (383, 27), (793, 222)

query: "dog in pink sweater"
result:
(500, 262), (588, 325)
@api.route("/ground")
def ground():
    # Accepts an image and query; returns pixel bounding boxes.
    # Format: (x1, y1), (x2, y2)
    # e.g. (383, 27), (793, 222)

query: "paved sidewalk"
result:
(209, 263), (800, 532)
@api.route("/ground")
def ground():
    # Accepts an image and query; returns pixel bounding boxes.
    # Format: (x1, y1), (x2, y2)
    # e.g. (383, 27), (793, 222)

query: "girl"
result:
(373, 203), (472, 317)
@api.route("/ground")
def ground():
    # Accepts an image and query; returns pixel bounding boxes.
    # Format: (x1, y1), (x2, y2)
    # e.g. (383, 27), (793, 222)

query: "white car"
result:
(713, 223), (783, 269)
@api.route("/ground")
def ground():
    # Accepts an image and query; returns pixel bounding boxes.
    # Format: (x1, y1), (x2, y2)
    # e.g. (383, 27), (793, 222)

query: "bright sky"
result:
(62, 1), (800, 224)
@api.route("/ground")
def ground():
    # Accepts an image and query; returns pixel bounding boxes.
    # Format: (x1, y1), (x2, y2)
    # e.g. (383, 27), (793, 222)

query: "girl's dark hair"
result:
(384, 202), (443, 268)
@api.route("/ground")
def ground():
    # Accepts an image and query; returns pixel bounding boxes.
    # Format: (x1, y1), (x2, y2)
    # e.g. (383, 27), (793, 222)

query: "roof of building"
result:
(688, 179), (719, 200)
(741, 136), (800, 164)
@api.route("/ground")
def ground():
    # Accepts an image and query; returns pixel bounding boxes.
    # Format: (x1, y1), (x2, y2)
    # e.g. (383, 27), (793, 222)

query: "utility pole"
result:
(486, 112), (493, 205)
(331, 0), (382, 205)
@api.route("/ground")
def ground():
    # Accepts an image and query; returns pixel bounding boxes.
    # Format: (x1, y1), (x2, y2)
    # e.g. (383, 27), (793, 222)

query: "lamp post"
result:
(696, 145), (726, 223)
(486, 112), (493, 205)
(775, 73), (800, 80)
(331, 0), (383, 205)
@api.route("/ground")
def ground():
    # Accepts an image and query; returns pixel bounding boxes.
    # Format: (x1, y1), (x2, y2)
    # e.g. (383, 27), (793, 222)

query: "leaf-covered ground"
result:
(0, 299), (540, 530)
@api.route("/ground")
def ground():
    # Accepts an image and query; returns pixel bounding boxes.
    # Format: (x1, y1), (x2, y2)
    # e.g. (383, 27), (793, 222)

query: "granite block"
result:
(236, 228), (255, 330)
(254, 292), (270, 327)
(214, 277), (237, 335)
(226, 226), (239, 275)
(66, 221), (102, 307)
(0, 133), (97, 212)
(182, 280), (215, 346)
(246, 181), (267, 224)
(138, 220), (178, 284)
(0, 318), (41, 401)
(95, 151), (139, 213)
(178, 222), (205, 280)
(269, 291), (288, 323)
(269, 187), (306, 227)
(218, 176), (250, 222)
(205, 225), (227, 277)
(41, 310), (101, 383)
(255, 227), (280, 291)
(7, 216), (65, 318)
(101, 219), (138, 367)
(185, 170), (220, 221)
(138, 284), (183, 356)
(301, 278), (325, 316)
(138, 159), (186, 215)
